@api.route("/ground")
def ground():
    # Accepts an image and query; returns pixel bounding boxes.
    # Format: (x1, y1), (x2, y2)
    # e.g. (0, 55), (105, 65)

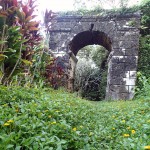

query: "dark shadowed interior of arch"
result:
(69, 30), (112, 56)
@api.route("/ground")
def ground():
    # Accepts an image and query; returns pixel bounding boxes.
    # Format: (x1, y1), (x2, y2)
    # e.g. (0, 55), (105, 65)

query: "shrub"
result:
(135, 72), (150, 99)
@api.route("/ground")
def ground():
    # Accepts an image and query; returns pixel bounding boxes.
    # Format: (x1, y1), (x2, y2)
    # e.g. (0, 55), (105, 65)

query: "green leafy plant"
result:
(74, 45), (108, 100)
(45, 57), (68, 89)
(0, 85), (149, 149)
(135, 72), (150, 99)
(0, 0), (44, 85)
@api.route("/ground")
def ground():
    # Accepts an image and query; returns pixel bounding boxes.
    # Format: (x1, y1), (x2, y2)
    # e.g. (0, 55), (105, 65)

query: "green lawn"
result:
(0, 86), (150, 149)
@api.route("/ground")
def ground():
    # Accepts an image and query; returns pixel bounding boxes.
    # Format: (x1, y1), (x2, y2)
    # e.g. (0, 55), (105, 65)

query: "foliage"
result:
(137, 0), (150, 79)
(58, 5), (140, 16)
(58, 0), (140, 16)
(135, 72), (150, 99)
(0, 0), (45, 85)
(0, 86), (149, 149)
(73, 0), (131, 10)
(140, 0), (150, 36)
(75, 45), (108, 100)
(45, 56), (68, 89)
(138, 35), (150, 77)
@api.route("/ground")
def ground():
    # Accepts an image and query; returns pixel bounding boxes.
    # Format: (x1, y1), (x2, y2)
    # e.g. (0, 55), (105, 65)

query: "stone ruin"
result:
(49, 12), (141, 100)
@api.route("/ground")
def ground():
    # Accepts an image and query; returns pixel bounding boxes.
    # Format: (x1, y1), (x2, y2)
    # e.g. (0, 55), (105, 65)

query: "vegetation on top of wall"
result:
(58, 5), (140, 16)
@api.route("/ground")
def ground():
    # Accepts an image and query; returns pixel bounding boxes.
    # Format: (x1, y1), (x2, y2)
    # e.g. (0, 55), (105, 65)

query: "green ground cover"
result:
(0, 86), (150, 149)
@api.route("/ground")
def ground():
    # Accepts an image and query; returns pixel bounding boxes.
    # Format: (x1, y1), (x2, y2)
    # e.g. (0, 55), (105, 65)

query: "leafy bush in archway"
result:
(74, 45), (108, 100)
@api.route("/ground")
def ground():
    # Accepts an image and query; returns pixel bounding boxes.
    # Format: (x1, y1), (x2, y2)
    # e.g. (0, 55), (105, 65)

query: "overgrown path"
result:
(0, 86), (149, 149)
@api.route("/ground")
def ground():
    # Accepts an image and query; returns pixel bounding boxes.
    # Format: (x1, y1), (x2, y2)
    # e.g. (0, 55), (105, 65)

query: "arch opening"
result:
(75, 45), (108, 100)
(68, 31), (112, 100)
(69, 30), (112, 56)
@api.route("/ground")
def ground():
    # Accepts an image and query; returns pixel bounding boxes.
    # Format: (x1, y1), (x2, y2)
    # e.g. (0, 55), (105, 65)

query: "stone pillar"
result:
(106, 29), (139, 100)
(68, 52), (78, 92)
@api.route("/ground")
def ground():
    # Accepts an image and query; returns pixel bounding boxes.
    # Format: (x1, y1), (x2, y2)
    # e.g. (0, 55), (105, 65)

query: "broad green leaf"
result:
(6, 144), (14, 149)
(21, 59), (32, 66)
(0, 41), (7, 44)
(21, 39), (29, 43)
(0, 54), (8, 61)
(15, 146), (22, 150)
(5, 48), (16, 53)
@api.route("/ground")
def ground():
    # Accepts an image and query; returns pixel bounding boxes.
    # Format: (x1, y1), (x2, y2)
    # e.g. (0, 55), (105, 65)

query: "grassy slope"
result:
(0, 86), (149, 150)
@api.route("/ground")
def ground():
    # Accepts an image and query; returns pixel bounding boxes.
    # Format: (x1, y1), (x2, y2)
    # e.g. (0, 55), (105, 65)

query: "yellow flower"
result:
(7, 120), (14, 123)
(72, 127), (77, 131)
(16, 109), (19, 112)
(48, 115), (52, 118)
(51, 121), (56, 124)
(122, 120), (126, 123)
(4, 123), (10, 126)
(55, 110), (60, 113)
(144, 146), (150, 150)
(123, 134), (130, 137)
(34, 103), (37, 106)
(45, 110), (49, 112)
(131, 130), (135, 134)
(2, 104), (7, 107)
(112, 128), (115, 130)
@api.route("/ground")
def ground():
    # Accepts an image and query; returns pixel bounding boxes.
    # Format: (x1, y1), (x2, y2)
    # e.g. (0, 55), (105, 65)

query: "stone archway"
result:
(68, 30), (112, 96)
(49, 13), (141, 100)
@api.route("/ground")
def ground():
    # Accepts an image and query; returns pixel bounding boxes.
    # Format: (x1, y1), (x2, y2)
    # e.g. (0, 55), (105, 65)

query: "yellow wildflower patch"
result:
(131, 130), (135, 134)
(123, 134), (129, 137)
(144, 146), (150, 150)
(7, 120), (14, 123)
(55, 110), (60, 113)
(2, 104), (8, 107)
(122, 120), (126, 123)
(73, 127), (77, 131)
(4, 123), (10, 126)
(51, 121), (56, 125)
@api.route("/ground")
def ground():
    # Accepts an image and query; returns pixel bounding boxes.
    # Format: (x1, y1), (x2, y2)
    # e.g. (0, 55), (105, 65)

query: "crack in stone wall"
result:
(49, 12), (140, 100)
